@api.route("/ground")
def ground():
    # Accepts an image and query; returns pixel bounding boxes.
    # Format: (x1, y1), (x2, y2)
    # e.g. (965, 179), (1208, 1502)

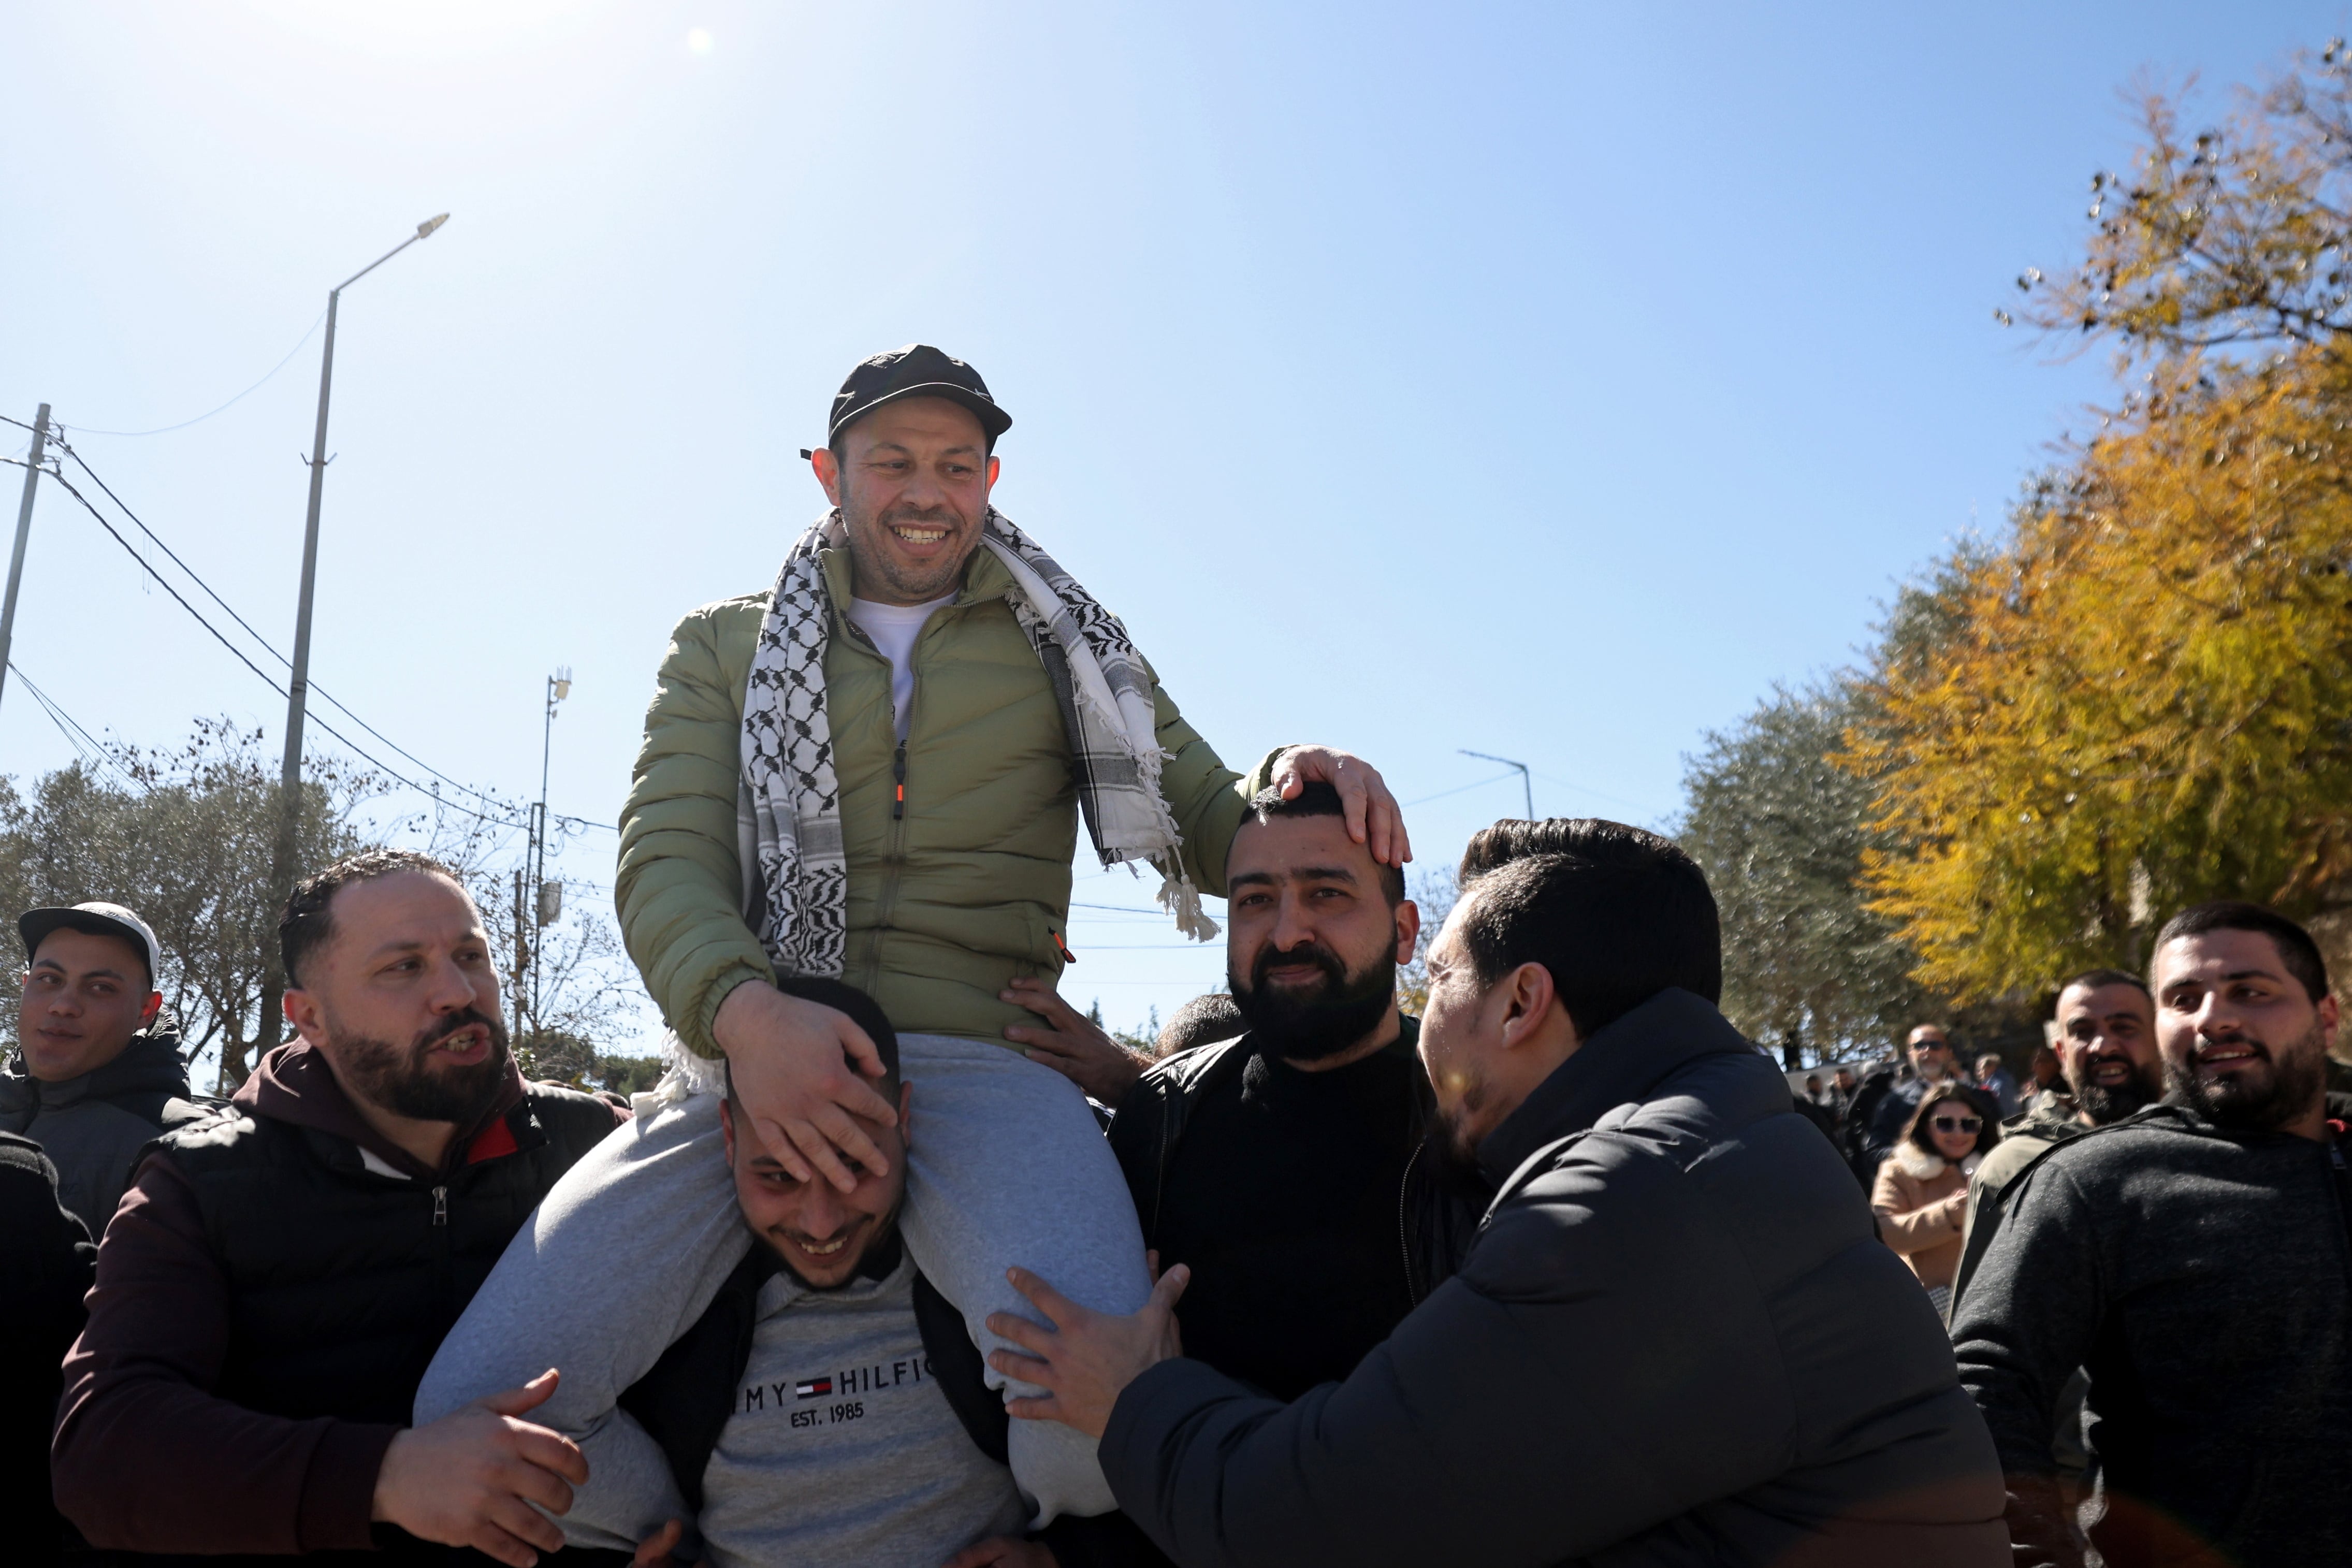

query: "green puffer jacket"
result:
(619, 543), (1262, 1058)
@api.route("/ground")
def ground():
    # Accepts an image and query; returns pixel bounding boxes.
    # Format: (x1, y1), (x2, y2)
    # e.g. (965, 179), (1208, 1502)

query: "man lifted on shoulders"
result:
(424, 345), (1405, 1520)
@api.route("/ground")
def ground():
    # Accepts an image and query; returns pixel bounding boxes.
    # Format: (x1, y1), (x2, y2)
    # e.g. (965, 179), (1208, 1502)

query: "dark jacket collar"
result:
(1476, 987), (1752, 1186)
(234, 1040), (527, 1184)
(0, 1026), (192, 1114)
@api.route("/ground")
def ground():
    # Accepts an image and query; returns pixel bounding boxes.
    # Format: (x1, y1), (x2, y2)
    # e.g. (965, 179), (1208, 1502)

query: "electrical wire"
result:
(52, 438), (553, 824)
(55, 311), (328, 438)
(1403, 770), (1520, 807)
(5, 662), (146, 792)
(9, 445), (614, 836)
(20, 461), (537, 832)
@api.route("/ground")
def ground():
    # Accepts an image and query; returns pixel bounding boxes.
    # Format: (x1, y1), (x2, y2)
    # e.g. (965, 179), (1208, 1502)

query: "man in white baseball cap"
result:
(4, 902), (214, 1233)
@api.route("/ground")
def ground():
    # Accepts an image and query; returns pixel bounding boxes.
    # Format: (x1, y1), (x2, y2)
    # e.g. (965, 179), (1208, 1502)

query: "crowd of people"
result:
(6, 345), (2349, 1568)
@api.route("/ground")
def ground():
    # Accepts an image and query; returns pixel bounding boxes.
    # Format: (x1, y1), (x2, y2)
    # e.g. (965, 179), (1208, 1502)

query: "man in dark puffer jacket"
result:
(988, 819), (2009, 1567)
(51, 850), (628, 1567)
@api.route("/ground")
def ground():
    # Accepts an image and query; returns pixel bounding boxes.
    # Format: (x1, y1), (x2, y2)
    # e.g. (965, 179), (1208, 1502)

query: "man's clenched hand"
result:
(713, 980), (897, 1193)
(372, 1369), (589, 1568)
(1270, 747), (1413, 868)
(1002, 976), (1151, 1105)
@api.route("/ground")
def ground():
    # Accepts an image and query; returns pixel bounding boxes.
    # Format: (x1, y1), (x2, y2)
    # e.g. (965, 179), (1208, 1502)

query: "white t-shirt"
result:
(847, 593), (956, 743)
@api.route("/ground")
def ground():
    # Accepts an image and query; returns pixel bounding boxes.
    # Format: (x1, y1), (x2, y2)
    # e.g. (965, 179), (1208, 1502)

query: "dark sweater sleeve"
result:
(50, 1153), (400, 1554)
(1949, 1162), (2100, 1568)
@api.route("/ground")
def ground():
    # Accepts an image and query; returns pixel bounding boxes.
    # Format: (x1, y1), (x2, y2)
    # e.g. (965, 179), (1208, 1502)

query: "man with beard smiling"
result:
(1105, 781), (1454, 1402)
(1950, 969), (2163, 1316)
(50, 851), (627, 1567)
(1953, 902), (2352, 1568)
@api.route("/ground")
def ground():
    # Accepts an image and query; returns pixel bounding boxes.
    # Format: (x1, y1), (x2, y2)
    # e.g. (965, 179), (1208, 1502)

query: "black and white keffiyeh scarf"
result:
(741, 508), (1216, 981)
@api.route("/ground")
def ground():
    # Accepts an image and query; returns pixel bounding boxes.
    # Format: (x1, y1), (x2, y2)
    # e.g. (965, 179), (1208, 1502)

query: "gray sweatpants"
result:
(415, 1034), (1150, 1536)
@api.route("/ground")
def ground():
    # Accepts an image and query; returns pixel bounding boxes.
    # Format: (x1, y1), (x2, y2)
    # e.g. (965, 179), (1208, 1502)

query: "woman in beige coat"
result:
(1870, 1082), (1999, 1318)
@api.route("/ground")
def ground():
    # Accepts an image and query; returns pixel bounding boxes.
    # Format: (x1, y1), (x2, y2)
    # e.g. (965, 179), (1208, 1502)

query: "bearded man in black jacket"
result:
(986, 819), (2008, 1567)
(1953, 901), (2352, 1568)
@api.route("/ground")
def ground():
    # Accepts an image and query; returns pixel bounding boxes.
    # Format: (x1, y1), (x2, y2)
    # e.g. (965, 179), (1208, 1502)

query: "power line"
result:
(1404, 769), (1520, 807)
(53, 310), (328, 438)
(4, 662), (143, 792)
(6, 445), (613, 835)
(14, 461), (535, 832)
(53, 438), (545, 823)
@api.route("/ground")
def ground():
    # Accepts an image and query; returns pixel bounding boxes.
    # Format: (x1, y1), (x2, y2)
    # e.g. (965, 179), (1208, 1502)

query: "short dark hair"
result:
(1237, 782), (1405, 906)
(1458, 818), (1608, 882)
(1451, 822), (1721, 1041)
(1904, 1081), (1999, 1158)
(2153, 901), (2330, 1004)
(1156, 993), (1245, 1057)
(280, 849), (464, 989)
(2056, 967), (2152, 1004)
(725, 976), (902, 1105)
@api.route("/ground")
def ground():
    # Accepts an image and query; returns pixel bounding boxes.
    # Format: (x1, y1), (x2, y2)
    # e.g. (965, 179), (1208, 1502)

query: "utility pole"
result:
(0, 403), (53, 717)
(1460, 749), (1533, 819)
(253, 216), (450, 1065)
(520, 668), (571, 1028)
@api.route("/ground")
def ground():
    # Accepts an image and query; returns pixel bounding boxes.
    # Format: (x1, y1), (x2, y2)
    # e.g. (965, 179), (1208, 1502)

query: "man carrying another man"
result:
(50, 851), (627, 1565)
(5, 901), (214, 1235)
(985, 820), (2008, 1565)
(427, 344), (1408, 1519)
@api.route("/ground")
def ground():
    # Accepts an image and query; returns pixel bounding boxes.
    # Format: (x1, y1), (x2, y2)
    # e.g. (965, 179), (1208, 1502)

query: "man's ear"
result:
(2319, 992), (2340, 1055)
(897, 1080), (914, 1150)
(984, 453), (1001, 493)
(811, 445), (843, 507)
(1391, 899), (1421, 966)
(1497, 962), (1569, 1054)
(140, 991), (164, 1029)
(281, 986), (326, 1050)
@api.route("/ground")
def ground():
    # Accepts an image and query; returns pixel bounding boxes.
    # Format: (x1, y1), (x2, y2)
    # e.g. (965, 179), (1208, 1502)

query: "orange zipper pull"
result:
(1051, 929), (1077, 964)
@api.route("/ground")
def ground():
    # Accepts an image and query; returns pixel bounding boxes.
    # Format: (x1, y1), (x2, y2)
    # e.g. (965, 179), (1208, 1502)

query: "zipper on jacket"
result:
(432, 1184), (448, 1226)
(1398, 1141), (1424, 1305)
(892, 743), (907, 820)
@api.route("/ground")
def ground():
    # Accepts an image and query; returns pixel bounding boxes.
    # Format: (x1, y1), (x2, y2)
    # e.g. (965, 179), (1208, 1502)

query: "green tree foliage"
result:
(1678, 685), (1927, 1057)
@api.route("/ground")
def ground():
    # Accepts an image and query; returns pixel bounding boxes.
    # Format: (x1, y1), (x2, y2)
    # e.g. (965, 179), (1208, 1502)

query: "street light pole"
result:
(252, 216), (449, 1070)
(1459, 749), (1534, 819)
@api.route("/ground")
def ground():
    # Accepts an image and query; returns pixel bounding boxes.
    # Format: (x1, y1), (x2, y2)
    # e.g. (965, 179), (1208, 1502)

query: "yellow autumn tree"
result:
(1846, 44), (2352, 998)
(1848, 355), (2352, 997)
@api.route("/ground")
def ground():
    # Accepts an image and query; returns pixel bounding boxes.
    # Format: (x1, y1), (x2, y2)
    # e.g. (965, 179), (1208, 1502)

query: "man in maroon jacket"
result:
(51, 850), (629, 1567)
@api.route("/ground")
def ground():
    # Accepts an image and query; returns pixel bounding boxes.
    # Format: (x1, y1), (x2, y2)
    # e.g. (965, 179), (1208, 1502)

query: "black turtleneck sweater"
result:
(1146, 1028), (1424, 1402)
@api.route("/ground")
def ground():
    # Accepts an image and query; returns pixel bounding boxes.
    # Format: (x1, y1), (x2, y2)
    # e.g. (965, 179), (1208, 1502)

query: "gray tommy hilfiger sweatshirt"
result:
(696, 1251), (1027, 1568)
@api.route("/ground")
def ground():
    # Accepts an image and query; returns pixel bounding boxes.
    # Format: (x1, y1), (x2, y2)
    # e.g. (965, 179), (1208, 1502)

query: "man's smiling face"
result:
(2055, 979), (2161, 1124)
(817, 397), (999, 605)
(723, 1081), (911, 1289)
(2154, 927), (2338, 1136)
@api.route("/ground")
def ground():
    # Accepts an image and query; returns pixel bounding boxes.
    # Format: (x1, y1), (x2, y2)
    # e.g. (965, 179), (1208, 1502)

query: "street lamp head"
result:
(417, 213), (450, 240)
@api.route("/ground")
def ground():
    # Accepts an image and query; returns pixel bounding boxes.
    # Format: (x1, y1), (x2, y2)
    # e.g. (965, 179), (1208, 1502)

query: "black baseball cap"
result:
(825, 344), (1012, 450)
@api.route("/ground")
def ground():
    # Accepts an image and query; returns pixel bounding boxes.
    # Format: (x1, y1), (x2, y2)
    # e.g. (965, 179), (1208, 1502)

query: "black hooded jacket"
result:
(0, 1026), (216, 1234)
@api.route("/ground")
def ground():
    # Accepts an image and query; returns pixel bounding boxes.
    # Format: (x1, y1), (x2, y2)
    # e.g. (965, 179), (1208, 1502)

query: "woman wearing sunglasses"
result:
(1870, 1082), (2001, 1319)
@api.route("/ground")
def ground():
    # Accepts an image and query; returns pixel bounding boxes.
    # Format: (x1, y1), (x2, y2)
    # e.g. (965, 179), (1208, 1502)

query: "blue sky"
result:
(6, 1), (2343, 1060)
